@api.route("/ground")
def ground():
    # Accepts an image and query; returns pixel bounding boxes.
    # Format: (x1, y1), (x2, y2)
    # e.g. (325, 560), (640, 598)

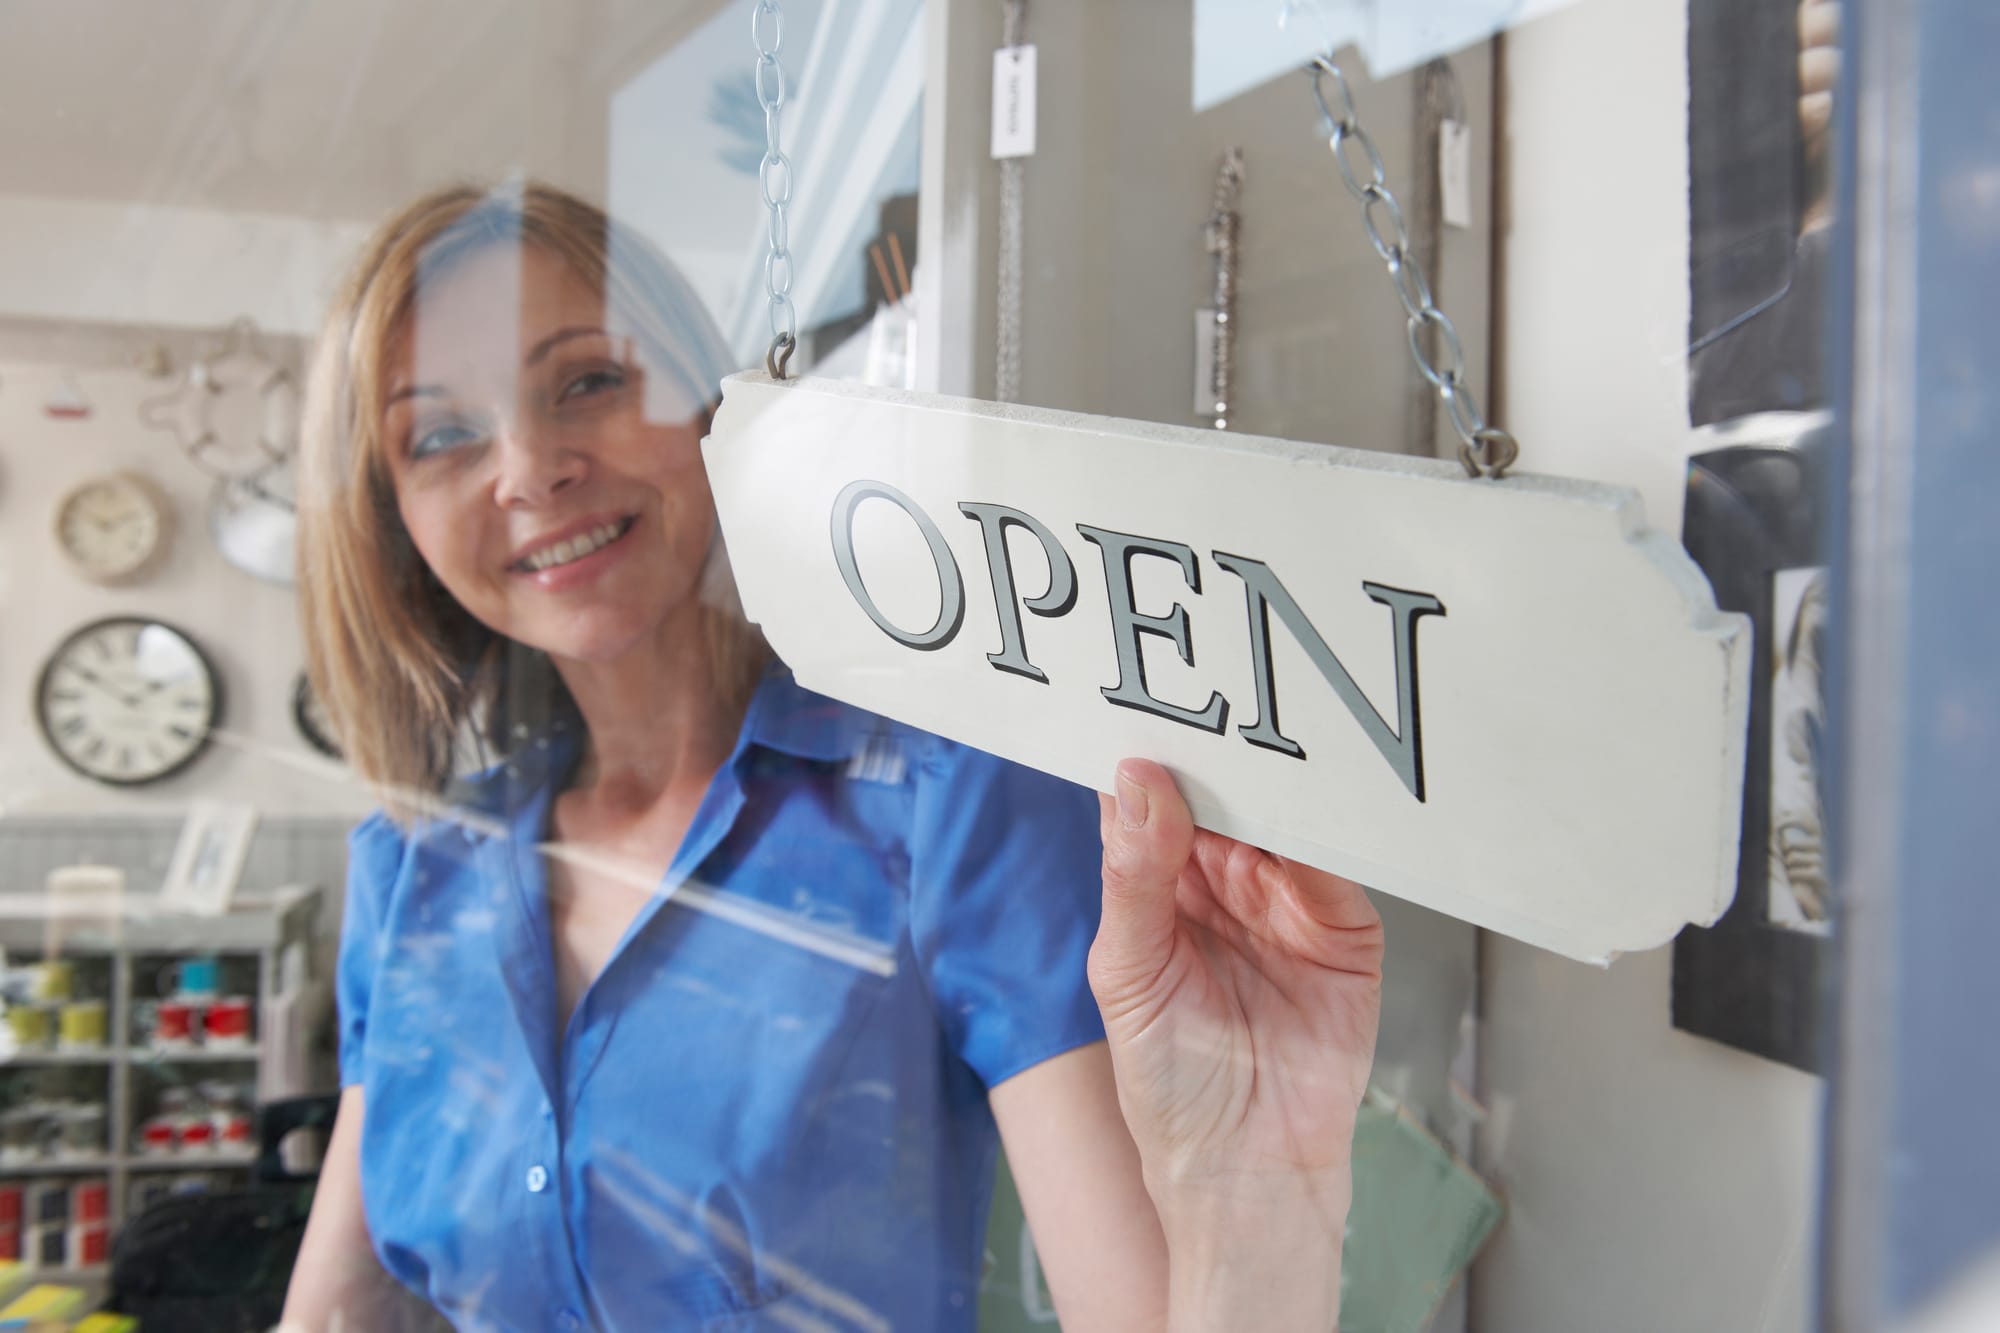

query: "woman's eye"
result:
(409, 421), (481, 459)
(557, 365), (629, 403)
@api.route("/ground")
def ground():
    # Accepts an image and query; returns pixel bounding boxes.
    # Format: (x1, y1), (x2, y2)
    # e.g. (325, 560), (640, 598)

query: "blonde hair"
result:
(297, 181), (765, 815)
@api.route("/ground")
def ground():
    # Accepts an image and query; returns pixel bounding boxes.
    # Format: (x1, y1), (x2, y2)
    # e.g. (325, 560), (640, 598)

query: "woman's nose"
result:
(491, 423), (586, 508)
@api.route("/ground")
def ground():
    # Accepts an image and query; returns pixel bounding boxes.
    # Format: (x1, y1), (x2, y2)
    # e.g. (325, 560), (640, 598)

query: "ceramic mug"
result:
(0, 1111), (39, 1166)
(204, 997), (251, 1048)
(161, 957), (220, 1002)
(56, 1104), (105, 1158)
(57, 1000), (106, 1051)
(145, 998), (198, 1050)
(29, 962), (73, 1004)
(137, 1117), (176, 1158)
(4, 1006), (52, 1051)
(178, 1118), (216, 1154)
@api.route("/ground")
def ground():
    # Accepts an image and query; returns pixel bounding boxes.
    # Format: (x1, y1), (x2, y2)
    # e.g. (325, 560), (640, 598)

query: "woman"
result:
(283, 182), (1381, 1332)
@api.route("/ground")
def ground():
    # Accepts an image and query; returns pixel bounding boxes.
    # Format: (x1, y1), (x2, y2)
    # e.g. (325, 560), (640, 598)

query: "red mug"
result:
(205, 997), (251, 1048)
(139, 1118), (176, 1156)
(152, 999), (196, 1049)
(179, 1119), (215, 1152)
(218, 1111), (253, 1152)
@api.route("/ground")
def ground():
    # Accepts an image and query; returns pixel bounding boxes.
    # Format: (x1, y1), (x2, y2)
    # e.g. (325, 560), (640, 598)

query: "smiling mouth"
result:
(514, 516), (636, 573)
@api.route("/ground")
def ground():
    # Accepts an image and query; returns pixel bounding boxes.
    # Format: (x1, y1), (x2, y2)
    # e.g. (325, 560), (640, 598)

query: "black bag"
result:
(105, 1188), (311, 1333)
(105, 1095), (337, 1332)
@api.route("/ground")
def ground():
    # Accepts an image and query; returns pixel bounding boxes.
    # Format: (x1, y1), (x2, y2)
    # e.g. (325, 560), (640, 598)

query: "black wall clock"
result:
(292, 671), (341, 758)
(35, 617), (221, 786)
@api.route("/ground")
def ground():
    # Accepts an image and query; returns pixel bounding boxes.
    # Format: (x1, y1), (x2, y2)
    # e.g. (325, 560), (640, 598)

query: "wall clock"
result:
(208, 464), (297, 586)
(292, 672), (341, 758)
(52, 472), (174, 585)
(35, 618), (222, 786)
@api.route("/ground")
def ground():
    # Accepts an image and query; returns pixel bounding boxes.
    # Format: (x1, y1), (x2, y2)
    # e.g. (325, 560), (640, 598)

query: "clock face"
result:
(54, 473), (170, 584)
(35, 618), (221, 786)
(292, 672), (342, 758)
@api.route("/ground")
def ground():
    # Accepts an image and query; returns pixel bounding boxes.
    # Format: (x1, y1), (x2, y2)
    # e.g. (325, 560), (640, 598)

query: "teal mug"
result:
(162, 956), (220, 1002)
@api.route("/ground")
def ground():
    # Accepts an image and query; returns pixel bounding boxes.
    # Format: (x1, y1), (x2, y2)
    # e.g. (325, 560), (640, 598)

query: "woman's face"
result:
(380, 243), (716, 668)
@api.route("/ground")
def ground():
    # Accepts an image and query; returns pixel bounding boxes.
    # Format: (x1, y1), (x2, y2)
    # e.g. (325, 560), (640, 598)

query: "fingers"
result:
(1090, 759), (1195, 996)
(1274, 855), (1384, 937)
(1799, 0), (1840, 51)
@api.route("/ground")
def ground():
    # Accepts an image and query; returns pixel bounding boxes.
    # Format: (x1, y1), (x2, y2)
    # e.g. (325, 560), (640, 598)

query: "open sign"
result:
(706, 374), (1750, 963)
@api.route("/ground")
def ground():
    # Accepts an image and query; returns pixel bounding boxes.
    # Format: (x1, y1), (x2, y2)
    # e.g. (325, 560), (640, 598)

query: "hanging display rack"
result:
(136, 317), (296, 483)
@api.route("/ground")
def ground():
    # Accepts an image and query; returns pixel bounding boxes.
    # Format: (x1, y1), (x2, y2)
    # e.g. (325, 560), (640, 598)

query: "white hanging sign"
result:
(704, 374), (1750, 963)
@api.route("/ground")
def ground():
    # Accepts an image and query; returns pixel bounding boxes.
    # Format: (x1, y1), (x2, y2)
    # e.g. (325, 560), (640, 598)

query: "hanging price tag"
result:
(1440, 119), (1472, 229)
(991, 45), (1038, 159)
(1193, 309), (1220, 418)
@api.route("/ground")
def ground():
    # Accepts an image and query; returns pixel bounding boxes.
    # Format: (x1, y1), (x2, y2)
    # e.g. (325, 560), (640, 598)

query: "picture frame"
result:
(160, 801), (259, 917)
(1671, 428), (1831, 1073)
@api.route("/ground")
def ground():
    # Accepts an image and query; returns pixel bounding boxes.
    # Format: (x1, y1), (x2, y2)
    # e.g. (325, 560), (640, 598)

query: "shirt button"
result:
(556, 1311), (582, 1333)
(526, 1164), (550, 1193)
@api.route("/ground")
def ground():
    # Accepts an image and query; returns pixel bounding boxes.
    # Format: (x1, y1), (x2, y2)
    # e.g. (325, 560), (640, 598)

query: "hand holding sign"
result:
(1091, 757), (1380, 1326)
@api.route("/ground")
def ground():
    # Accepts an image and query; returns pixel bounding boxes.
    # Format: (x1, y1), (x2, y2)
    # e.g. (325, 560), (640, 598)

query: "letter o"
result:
(830, 481), (966, 651)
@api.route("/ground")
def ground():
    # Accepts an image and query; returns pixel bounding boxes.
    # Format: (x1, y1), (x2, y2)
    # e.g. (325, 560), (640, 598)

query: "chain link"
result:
(994, 0), (1028, 403)
(754, 0), (796, 378)
(1205, 148), (1244, 429)
(1309, 56), (1517, 478)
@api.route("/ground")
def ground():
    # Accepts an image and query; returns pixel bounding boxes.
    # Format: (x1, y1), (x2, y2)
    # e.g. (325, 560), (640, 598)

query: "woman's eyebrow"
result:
(382, 326), (611, 406)
(525, 325), (610, 365)
(384, 384), (443, 408)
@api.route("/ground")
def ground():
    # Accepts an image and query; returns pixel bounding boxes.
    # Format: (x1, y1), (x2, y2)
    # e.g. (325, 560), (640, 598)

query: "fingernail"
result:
(1115, 770), (1149, 830)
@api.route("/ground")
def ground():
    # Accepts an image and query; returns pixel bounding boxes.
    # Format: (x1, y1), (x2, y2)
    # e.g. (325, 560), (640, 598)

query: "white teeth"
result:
(523, 519), (625, 572)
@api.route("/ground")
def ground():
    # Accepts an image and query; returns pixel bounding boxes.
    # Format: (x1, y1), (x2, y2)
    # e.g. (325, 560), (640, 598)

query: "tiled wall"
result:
(0, 815), (350, 925)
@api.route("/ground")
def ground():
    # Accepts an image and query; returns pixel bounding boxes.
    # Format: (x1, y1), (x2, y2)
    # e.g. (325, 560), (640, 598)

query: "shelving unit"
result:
(0, 885), (320, 1231)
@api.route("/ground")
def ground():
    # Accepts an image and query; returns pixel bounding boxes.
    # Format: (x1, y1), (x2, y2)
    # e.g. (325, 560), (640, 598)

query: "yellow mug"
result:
(58, 1000), (106, 1051)
(31, 962), (72, 1003)
(5, 1005), (52, 1049)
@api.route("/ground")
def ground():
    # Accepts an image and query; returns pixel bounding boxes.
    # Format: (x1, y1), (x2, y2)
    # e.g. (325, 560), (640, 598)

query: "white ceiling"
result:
(0, 0), (729, 221)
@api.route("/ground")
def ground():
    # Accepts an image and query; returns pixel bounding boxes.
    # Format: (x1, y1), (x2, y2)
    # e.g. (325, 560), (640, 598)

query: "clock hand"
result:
(65, 665), (138, 710)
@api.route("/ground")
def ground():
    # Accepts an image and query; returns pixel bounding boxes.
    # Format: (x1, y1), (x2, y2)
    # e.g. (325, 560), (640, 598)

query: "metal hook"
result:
(1458, 428), (1520, 480)
(766, 332), (797, 381)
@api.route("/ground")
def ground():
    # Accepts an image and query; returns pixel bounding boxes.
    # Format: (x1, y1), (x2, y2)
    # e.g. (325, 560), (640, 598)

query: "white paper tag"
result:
(1440, 119), (1472, 229)
(992, 45), (1037, 159)
(1193, 309), (1219, 418)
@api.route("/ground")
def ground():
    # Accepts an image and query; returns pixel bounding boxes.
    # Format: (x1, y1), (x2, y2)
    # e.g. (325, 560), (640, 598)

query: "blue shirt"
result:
(337, 668), (1108, 1332)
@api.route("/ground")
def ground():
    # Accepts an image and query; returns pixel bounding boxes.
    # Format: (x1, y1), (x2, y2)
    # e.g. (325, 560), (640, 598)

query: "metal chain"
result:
(754, 0), (797, 379)
(1205, 148), (1244, 429)
(1310, 56), (1518, 478)
(994, 0), (1027, 403)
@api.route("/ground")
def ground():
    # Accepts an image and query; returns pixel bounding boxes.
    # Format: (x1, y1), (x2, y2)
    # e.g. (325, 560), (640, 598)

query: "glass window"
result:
(6, 1), (1987, 1331)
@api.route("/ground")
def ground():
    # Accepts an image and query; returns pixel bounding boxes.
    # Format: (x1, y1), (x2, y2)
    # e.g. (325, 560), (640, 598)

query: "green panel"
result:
(978, 1149), (1062, 1332)
(1339, 1089), (1504, 1333)
(977, 1088), (1501, 1333)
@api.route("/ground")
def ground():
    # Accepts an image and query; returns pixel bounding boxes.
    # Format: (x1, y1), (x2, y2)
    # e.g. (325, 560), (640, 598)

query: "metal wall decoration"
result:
(136, 318), (299, 584)
(1671, 434), (1830, 1073)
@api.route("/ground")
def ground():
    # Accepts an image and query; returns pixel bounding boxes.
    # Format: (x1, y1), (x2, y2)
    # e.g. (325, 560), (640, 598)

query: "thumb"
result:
(1090, 759), (1194, 1002)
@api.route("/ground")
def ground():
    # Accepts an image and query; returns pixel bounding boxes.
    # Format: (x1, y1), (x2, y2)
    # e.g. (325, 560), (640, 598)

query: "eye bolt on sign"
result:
(705, 375), (1751, 964)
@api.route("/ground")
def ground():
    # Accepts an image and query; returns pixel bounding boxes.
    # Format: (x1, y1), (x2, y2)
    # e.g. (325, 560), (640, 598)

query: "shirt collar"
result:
(456, 663), (873, 843)
(736, 663), (887, 765)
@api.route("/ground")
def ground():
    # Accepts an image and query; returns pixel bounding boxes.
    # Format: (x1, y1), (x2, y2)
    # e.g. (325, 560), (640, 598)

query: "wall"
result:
(1470, 1), (1824, 1330)
(0, 345), (372, 823)
(923, 0), (1496, 1119)
(919, 4), (1496, 1329)
(0, 197), (370, 339)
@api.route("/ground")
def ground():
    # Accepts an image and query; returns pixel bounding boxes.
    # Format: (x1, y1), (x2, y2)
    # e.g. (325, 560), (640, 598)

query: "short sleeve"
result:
(336, 812), (404, 1089)
(906, 739), (1107, 1088)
